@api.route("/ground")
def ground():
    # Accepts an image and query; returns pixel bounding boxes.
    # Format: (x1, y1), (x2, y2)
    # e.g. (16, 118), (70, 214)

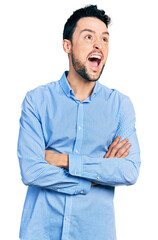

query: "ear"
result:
(63, 39), (72, 54)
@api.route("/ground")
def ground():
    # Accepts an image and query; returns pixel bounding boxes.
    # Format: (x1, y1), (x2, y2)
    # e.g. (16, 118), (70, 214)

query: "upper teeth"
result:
(90, 55), (101, 59)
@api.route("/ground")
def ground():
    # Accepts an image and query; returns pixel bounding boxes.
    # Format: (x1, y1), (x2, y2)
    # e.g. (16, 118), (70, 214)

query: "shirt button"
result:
(78, 126), (81, 130)
(97, 176), (101, 179)
(65, 217), (69, 221)
(76, 149), (78, 153)
(80, 190), (84, 194)
(74, 170), (77, 175)
(57, 189), (61, 192)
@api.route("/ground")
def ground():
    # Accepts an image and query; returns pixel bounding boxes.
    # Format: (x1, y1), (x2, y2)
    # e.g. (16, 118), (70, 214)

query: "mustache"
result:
(87, 50), (104, 60)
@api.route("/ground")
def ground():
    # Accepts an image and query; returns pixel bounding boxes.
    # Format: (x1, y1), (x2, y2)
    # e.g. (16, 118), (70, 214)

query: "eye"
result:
(102, 37), (108, 43)
(85, 35), (92, 40)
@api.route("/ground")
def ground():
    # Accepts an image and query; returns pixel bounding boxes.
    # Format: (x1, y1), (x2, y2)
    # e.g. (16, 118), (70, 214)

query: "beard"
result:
(71, 50), (105, 82)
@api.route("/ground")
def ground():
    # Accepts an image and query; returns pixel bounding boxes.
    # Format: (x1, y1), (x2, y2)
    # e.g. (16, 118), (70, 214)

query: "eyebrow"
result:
(80, 29), (109, 35)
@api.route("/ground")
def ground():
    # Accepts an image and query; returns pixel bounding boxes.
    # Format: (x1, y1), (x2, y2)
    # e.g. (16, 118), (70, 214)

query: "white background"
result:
(0, 0), (157, 239)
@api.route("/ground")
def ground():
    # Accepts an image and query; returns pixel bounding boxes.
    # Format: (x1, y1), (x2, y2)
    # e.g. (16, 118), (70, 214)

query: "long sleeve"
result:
(17, 92), (91, 195)
(68, 96), (141, 187)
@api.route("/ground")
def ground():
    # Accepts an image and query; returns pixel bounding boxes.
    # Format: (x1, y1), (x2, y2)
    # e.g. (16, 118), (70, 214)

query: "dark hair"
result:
(63, 5), (111, 42)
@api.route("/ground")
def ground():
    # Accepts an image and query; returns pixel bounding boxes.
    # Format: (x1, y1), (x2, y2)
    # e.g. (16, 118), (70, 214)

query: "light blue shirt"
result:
(17, 71), (141, 240)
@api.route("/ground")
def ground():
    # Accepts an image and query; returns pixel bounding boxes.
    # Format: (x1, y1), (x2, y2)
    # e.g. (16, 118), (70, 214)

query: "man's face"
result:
(69, 17), (109, 82)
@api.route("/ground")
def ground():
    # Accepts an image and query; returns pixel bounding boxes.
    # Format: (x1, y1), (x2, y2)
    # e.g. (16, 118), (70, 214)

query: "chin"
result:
(88, 72), (101, 81)
(87, 75), (100, 82)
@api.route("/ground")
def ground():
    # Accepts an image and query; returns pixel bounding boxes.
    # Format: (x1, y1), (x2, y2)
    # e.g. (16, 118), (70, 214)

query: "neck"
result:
(67, 68), (96, 102)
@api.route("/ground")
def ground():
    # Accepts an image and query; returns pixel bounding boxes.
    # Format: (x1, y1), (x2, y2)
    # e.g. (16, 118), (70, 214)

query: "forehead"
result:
(75, 17), (108, 34)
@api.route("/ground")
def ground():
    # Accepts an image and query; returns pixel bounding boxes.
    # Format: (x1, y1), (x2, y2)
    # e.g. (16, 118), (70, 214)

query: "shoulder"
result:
(22, 80), (58, 115)
(26, 81), (57, 100)
(98, 82), (130, 103)
(98, 82), (135, 119)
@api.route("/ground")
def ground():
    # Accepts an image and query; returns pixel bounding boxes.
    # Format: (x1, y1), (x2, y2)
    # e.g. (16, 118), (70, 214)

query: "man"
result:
(17, 5), (141, 240)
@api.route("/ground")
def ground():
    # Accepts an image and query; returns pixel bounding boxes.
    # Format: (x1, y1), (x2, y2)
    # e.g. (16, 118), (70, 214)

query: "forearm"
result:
(45, 150), (140, 187)
(69, 152), (141, 187)
(45, 150), (98, 186)
(68, 132), (141, 187)
(45, 151), (140, 187)
(19, 149), (91, 195)
(45, 150), (69, 169)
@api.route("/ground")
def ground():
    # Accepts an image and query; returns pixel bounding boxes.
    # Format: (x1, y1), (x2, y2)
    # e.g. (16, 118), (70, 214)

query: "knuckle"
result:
(113, 145), (119, 150)
(123, 151), (129, 158)
(118, 149), (123, 155)
(116, 152), (121, 158)
(117, 149), (124, 156)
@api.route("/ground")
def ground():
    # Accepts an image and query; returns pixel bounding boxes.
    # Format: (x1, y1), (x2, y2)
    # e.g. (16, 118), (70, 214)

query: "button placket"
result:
(73, 103), (84, 154)
(61, 195), (72, 240)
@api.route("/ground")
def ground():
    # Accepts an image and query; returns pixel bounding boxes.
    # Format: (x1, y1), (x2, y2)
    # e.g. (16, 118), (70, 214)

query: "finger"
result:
(109, 138), (129, 158)
(121, 150), (130, 158)
(108, 136), (121, 151)
(104, 150), (111, 158)
(91, 182), (98, 186)
(104, 136), (121, 158)
(115, 143), (131, 158)
(104, 152), (109, 158)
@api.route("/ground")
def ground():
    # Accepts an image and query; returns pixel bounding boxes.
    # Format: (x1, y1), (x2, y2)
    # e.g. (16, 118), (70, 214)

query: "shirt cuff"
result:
(69, 153), (82, 177)
(69, 153), (91, 194)
(77, 177), (91, 195)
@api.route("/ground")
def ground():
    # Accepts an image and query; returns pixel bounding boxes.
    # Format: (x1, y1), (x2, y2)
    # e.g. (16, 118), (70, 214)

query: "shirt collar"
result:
(59, 71), (99, 100)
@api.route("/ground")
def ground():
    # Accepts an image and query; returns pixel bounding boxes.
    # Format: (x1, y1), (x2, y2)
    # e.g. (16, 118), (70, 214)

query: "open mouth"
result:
(88, 56), (102, 69)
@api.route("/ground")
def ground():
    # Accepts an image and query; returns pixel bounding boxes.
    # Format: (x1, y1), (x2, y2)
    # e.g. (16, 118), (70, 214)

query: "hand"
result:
(91, 182), (99, 186)
(91, 136), (131, 186)
(104, 136), (131, 158)
(45, 150), (69, 169)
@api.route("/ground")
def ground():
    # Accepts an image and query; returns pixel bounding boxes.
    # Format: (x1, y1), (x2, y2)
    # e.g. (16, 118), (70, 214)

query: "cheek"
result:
(85, 42), (94, 49)
(103, 46), (109, 59)
(73, 43), (88, 59)
(76, 51), (89, 64)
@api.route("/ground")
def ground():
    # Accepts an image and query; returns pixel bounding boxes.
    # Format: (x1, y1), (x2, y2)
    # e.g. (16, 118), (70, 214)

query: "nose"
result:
(93, 38), (102, 50)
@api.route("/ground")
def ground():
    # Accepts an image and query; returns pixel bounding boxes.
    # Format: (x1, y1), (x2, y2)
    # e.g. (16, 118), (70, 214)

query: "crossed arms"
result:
(17, 92), (141, 195)
(45, 136), (132, 186)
